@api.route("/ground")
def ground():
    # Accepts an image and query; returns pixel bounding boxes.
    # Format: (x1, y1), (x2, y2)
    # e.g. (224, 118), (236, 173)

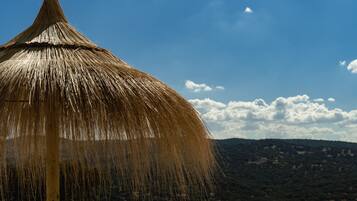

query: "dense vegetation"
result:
(214, 138), (357, 201)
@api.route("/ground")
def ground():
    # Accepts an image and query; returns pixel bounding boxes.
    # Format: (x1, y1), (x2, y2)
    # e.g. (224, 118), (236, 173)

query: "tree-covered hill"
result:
(214, 138), (357, 201)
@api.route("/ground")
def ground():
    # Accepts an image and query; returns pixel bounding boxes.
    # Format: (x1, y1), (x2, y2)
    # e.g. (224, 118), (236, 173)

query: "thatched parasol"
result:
(0, 0), (215, 200)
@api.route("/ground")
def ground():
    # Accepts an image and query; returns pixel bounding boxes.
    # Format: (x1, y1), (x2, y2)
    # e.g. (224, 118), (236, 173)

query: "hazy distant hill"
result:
(214, 138), (357, 201)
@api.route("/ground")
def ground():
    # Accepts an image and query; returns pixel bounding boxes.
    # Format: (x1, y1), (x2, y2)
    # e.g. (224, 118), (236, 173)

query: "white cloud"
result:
(244, 7), (253, 14)
(190, 95), (357, 142)
(189, 98), (226, 114)
(313, 98), (324, 103)
(339, 60), (346, 66)
(185, 80), (212, 92)
(216, 86), (225, 90)
(185, 80), (224, 93)
(188, 1), (272, 39)
(347, 60), (357, 73)
(328, 98), (336, 102)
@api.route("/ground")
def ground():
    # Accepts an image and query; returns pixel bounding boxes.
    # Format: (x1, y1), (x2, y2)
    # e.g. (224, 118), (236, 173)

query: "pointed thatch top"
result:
(34, 0), (68, 25)
(1, 0), (97, 48)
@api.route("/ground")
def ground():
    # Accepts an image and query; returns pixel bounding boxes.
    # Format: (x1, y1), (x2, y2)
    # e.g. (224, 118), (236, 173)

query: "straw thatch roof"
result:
(0, 0), (215, 200)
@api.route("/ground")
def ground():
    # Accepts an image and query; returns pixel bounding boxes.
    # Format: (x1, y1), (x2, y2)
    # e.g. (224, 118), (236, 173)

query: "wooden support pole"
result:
(0, 130), (6, 200)
(46, 108), (60, 201)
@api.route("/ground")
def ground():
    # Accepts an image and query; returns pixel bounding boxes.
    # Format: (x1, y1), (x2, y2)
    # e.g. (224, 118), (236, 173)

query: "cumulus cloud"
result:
(185, 80), (212, 92)
(313, 98), (324, 103)
(185, 80), (224, 92)
(347, 60), (357, 73)
(328, 98), (336, 102)
(216, 86), (225, 90)
(190, 95), (357, 142)
(189, 98), (226, 114)
(244, 7), (253, 14)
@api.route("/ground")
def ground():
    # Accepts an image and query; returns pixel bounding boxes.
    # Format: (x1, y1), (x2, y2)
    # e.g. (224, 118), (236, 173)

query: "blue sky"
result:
(2, 0), (357, 141)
